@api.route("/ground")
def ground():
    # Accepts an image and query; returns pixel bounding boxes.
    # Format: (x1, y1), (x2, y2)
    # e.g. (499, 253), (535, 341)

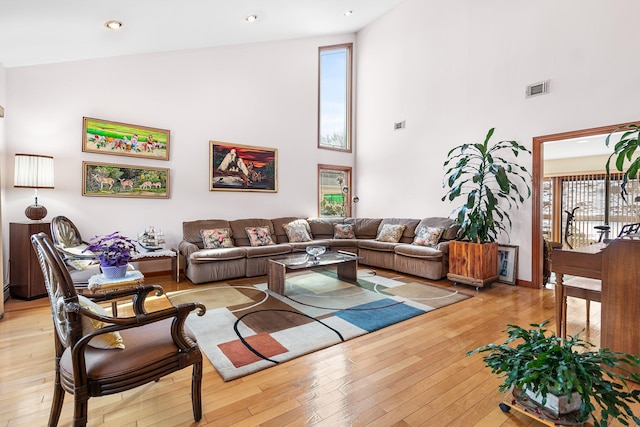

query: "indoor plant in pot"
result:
(442, 127), (531, 287)
(84, 231), (137, 279)
(468, 321), (640, 426)
(606, 123), (640, 201)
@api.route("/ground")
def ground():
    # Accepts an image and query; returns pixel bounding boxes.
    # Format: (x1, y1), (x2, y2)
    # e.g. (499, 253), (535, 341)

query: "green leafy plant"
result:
(468, 322), (640, 426)
(442, 128), (531, 243)
(606, 123), (640, 201)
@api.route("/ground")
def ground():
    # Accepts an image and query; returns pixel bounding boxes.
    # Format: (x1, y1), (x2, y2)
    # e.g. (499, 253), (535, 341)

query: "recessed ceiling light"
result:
(344, 10), (353, 17)
(245, 14), (258, 23)
(104, 20), (123, 30)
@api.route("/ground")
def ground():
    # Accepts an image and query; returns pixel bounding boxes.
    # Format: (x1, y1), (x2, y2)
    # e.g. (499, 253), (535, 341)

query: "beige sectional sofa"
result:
(179, 216), (458, 284)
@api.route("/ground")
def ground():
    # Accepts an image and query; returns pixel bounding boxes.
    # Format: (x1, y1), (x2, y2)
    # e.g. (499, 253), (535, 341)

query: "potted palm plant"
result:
(468, 322), (640, 426)
(442, 128), (531, 287)
(84, 231), (137, 279)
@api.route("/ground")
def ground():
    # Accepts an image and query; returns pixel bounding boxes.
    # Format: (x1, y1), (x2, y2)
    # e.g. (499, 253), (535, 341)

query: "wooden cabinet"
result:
(10, 222), (50, 300)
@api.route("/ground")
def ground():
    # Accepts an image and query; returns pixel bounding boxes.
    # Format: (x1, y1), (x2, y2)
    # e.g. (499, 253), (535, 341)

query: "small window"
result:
(318, 165), (352, 217)
(318, 44), (352, 152)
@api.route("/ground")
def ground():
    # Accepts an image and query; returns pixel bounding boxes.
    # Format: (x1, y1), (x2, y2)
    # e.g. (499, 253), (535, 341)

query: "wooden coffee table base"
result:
(267, 258), (358, 295)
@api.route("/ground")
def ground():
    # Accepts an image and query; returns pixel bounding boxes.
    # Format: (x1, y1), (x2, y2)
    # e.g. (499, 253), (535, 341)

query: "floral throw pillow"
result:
(201, 228), (234, 249)
(375, 224), (406, 243)
(412, 226), (445, 247)
(334, 223), (355, 239)
(283, 221), (312, 243)
(245, 226), (275, 246)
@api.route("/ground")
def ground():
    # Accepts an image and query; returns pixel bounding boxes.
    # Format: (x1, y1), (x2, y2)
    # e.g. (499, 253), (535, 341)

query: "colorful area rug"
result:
(167, 270), (472, 381)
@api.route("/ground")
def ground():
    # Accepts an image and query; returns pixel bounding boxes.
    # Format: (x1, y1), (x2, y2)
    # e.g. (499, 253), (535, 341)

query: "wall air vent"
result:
(526, 80), (550, 98)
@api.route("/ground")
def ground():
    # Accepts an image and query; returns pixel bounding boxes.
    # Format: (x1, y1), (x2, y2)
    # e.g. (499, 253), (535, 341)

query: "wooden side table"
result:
(9, 221), (51, 300)
(131, 248), (179, 282)
(86, 270), (145, 316)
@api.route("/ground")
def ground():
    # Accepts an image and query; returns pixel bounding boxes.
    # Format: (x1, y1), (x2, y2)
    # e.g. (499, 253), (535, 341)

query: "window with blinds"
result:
(544, 172), (640, 248)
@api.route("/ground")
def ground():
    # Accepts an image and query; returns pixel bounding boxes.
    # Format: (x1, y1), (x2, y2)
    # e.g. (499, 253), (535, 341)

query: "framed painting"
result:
(498, 244), (519, 285)
(82, 117), (170, 160)
(82, 161), (169, 199)
(210, 141), (278, 192)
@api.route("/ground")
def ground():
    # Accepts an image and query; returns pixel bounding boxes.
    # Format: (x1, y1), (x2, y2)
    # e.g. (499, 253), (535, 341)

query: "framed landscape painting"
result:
(82, 117), (170, 160)
(498, 244), (518, 285)
(82, 161), (169, 199)
(210, 141), (278, 192)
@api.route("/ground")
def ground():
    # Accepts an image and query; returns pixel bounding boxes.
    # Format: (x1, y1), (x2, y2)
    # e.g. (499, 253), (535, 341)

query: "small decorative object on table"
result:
(84, 231), (138, 279)
(305, 246), (326, 260)
(138, 225), (165, 251)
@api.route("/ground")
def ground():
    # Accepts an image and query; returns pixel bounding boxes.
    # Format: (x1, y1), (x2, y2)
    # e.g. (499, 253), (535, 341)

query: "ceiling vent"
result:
(526, 80), (550, 98)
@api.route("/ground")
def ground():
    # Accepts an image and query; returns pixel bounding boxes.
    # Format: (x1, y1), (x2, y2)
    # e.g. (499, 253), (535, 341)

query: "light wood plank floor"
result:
(0, 269), (637, 427)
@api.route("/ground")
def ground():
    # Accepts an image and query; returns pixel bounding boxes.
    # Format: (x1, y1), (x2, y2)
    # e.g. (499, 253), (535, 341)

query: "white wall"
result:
(356, 0), (640, 281)
(0, 62), (5, 315)
(3, 35), (355, 274)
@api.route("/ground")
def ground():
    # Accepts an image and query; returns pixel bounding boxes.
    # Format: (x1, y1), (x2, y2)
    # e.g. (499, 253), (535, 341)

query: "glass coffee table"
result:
(267, 250), (359, 295)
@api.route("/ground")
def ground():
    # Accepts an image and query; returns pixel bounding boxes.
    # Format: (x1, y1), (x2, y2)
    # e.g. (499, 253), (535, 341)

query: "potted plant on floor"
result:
(84, 231), (137, 279)
(442, 127), (531, 288)
(468, 322), (640, 426)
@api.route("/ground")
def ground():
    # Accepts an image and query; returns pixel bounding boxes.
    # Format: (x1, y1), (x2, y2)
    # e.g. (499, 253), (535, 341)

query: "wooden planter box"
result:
(447, 240), (499, 288)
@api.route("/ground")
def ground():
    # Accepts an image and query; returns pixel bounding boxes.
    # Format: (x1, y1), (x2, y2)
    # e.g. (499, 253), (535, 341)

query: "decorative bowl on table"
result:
(305, 246), (326, 260)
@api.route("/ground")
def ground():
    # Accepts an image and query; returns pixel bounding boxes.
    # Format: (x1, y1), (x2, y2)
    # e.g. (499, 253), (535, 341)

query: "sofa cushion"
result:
(376, 224), (407, 243)
(201, 228), (234, 249)
(412, 226), (444, 247)
(183, 219), (231, 248)
(352, 218), (383, 239)
(229, 219), (274, 246)
(378, 218), (421, 243)
(416, 217), (459, 241)
(245, 226), (276, 246)
(282, 220), (312, 242)
(395, 244), (443, 260)
(190, 247), (247, 263)
(244, 244), (292, 258)
(334, 223), (355, 239)
(358, 239), (399, 252)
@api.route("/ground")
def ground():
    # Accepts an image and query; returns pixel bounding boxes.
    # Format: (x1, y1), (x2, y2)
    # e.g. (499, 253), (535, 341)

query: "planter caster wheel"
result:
(499, 402), (511, 412)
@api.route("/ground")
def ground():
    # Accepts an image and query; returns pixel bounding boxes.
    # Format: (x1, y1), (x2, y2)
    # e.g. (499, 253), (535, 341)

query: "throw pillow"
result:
(413, 226), (445, 247)
(201, 228), (234, 249)
(375, 224), (407, 243)
(77, 295), (125, 349)
(245, 226), (275, 246)
(334, 223), (355, 239)
(282, 221), (312, 243)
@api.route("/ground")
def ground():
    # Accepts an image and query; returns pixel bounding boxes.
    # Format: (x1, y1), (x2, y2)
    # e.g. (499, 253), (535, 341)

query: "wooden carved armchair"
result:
(31, 232), (206, 427)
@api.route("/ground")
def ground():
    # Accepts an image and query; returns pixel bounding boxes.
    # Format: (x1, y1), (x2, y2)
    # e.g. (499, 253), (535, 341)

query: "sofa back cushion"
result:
(377, 218), (420, 243)
(230, 218), (275, 247)
(183, 219), (231, 249)
(271, 217), (311, 243)
(351, 218), (383, 239)
(307, 218), (342, 239)
(416, 217), (459, 241)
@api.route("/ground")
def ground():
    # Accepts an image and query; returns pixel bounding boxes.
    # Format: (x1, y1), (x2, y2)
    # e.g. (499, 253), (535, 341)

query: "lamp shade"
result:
(14, 154), (55, 189)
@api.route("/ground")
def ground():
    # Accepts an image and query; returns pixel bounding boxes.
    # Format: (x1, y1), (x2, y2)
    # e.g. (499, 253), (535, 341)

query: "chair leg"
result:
(73, 388), (89, 427)
(192, 361), (203, 421)
(585, 299), (591, 324)
(48, 359), (65, 427)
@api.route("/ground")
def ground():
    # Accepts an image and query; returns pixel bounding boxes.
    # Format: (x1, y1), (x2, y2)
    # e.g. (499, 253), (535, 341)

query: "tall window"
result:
(318, 165), (352, 217)
(318, 44), (352, 151)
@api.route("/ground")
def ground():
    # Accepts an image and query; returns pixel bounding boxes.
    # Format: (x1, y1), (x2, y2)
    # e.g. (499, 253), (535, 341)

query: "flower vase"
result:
(101, 264), (128, 279)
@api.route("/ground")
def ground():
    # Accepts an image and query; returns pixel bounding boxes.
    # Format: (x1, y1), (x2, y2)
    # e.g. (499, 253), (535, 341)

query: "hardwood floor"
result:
(0, 269), (637, 427)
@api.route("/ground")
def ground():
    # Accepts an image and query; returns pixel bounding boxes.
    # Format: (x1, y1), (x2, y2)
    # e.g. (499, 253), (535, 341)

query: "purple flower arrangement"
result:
(84, 231), (138, 267)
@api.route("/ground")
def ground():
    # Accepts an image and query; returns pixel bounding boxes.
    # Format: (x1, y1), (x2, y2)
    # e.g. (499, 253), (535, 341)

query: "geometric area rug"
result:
(167, 269), (472, 382)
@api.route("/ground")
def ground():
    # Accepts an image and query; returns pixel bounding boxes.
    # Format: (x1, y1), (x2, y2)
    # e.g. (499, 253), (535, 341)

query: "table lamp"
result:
(14, 153), (55, 221)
